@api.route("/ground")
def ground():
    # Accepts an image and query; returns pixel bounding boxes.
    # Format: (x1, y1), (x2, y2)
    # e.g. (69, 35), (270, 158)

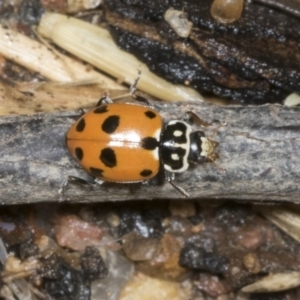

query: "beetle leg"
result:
(94, 178), (104, 185)
(134, 94), (152, 106)
(109, 92), (151, 106)
(168, 180), (190, 197)
(184, 111), (227, 134)
(129, 70), (141, 95)
(140, 180), (150, 186)
(68, 175), (100, 185)
(128, 180), (151, 195)
(96, 94), (113, 107)
(165, 171), (189, 197)
(98, 71), (152, 106)
(129, 71), (153, 107)
(109, 71), (143, 100)
(183, 111), (219, 127)
(59, 176), (104, 200)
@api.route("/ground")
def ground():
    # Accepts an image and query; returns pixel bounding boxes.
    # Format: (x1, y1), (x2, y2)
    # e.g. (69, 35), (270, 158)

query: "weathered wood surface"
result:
(0, 102), (299, 204)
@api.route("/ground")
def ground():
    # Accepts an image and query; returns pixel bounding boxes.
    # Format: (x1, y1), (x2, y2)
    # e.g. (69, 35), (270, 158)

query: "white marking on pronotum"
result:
(174, 130), (183, 137)
(164, 120), (192, 173)
(171, 153), (180, 160)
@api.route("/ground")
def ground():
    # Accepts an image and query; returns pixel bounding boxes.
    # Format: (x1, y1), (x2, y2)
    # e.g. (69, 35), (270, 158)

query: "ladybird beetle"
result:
(65, 96), (219, 197)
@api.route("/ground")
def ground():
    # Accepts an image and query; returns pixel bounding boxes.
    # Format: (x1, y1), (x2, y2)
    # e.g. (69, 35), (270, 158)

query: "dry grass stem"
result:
(0, 25), (123, 89)
(260, 206), (300, 244)
(38, 12), (203, 102)
(242, 272), (300, 293)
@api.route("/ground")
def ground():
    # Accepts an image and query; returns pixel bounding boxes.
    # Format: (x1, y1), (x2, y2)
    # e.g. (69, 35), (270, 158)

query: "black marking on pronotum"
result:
(188, 131), (206, 163)
(161, 147), (186, 170)
(162, 122), (187, 144)
(75, 147), (83, 161)
(145, 111), (156, 119)
(76, 118), (86, 132)
(140, 169), (153, 177)
(90, 167), (104, 177)
(102, 115), (120, 134)
(94, 105), (108, 114)
(142, 137), (159, 150)
(100, 148), (117, 168)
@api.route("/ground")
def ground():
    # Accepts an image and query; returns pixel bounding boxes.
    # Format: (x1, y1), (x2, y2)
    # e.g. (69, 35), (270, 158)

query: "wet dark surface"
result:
(2, 0), (300, 104)
(104, 0), (300, 103)
(18, 0), (44, 26)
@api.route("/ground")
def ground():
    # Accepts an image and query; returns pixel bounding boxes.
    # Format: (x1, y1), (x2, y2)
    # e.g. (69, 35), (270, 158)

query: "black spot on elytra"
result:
(102, 115), (120, 134)
(76, 118), (85, 132)
(90, 167), (104, 177)
(142, 137), (159, 150)
(140, 169), (153, 177)
(100, 148), (117, 168)
(94, 105), (108, 114)
(75, 147), (83, 161)
(145, 111), (156, 119)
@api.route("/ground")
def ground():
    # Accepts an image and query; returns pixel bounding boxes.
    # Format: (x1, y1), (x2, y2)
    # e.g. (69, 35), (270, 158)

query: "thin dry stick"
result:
(0, 101), (299, 204)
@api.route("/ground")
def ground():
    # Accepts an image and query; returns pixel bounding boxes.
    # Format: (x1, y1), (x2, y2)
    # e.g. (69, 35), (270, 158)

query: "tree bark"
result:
(1, 101), (299, 204)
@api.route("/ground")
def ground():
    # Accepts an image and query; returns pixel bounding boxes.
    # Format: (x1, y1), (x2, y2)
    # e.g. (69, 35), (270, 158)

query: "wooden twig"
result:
(0, 101), (299, 204)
